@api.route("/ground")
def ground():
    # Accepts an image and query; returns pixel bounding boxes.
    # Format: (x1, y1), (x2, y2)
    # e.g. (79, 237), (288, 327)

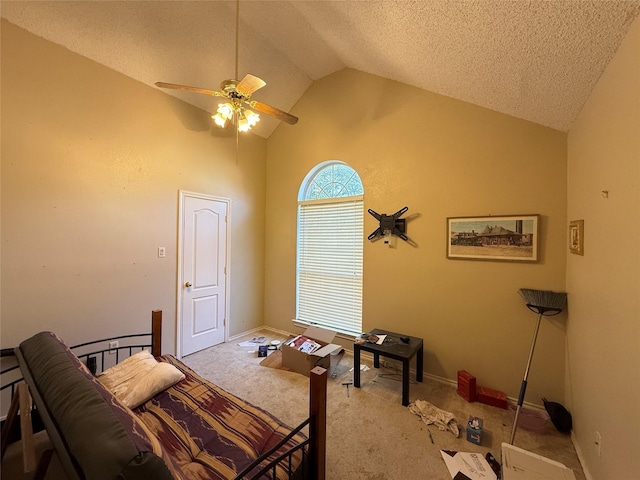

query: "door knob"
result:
(185, 282), (192, 288)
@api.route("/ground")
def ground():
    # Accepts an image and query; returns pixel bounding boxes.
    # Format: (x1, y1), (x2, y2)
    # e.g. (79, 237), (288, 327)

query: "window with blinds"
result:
(296, 162), (364, 336)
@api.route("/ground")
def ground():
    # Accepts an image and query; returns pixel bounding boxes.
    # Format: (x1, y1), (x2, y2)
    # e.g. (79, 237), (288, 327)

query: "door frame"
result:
(176, 190), (231, 358)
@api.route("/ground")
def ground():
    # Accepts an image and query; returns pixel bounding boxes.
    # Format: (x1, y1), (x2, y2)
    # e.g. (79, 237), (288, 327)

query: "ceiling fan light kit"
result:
(211, 100), (260, 131)
(212, 103), (234, 127)
(237, 109), (260, 132)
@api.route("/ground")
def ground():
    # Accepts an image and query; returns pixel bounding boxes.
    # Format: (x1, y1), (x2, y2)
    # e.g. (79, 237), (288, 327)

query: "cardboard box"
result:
(281, 326), (343, 376)
(501, 443), (576, 480)
(466, 416), (483, 445)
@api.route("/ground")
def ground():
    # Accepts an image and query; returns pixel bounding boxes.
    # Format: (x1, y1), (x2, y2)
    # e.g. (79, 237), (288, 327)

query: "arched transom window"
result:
(301, 162), (365, 201)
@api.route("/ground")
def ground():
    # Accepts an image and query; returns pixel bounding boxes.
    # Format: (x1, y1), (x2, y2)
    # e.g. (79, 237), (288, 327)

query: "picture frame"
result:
(446, 214), (540, 262)
(569, 219), (584, 255)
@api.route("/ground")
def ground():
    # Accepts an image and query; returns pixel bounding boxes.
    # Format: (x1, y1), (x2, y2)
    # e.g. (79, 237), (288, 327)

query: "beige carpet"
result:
(183, 329), (586, 480)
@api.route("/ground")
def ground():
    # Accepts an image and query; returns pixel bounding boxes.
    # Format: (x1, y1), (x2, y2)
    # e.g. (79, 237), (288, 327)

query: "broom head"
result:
(519, 288), (567, 316)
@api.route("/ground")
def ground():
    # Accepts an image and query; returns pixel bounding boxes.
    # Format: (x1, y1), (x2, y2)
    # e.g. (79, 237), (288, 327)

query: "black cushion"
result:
(542, 397), (573, 433)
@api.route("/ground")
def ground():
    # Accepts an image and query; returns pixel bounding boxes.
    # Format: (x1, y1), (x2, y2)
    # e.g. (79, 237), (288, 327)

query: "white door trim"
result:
(176, 190), (231, 359)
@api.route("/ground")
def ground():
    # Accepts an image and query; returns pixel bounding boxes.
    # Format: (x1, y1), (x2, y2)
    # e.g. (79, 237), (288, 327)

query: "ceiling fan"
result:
(154, 0), (298, 133)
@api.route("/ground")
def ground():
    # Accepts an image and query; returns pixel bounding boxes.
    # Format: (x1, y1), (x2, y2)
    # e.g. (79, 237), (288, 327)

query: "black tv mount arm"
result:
(367, 206), (409, 242)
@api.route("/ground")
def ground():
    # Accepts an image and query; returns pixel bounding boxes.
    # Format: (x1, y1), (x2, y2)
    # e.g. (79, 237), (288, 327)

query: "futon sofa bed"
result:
(0, 311), (327, 480)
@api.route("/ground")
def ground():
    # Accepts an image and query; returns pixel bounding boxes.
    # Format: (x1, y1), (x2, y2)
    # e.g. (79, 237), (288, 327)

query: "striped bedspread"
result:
(134, 355), (307, 480)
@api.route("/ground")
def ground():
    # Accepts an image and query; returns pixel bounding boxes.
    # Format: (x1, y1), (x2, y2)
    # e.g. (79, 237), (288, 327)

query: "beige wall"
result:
(1, 21), (267, 352)
(566, 16), (640, 480)
(265, 68), (568, 403)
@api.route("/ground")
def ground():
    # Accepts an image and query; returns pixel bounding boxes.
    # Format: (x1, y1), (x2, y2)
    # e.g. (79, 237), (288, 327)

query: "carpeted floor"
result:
(182, 329), (586, 480)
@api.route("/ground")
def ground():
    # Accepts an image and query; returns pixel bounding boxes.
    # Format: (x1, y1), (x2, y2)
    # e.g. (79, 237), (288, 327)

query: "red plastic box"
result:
(457, 370), (477, 402)
(477, 386), (508, 409)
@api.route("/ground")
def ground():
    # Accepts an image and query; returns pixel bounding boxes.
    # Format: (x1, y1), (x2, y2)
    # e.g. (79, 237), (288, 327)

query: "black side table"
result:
(353, 329), (423, 406)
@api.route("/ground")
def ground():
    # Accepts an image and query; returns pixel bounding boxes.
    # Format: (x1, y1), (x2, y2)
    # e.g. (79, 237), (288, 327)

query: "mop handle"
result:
(510, 312), (543, 445)
(522, 313), (543, 382)
(517, 380), (528, 406)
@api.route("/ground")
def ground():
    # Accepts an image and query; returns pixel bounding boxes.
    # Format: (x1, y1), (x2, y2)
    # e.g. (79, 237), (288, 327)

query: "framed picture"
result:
(447, 214), (540, 262)
(569, 220), (584, 255)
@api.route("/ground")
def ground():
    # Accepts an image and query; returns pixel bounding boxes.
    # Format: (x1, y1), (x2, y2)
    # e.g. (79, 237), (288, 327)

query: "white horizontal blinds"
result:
(297, 196), (363, 335)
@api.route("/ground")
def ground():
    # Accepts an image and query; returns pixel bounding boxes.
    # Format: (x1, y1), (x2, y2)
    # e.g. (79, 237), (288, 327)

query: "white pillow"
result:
(97, 350), (157, 396)
(98, 350), (184, 408)
(120, 362), (185, 408)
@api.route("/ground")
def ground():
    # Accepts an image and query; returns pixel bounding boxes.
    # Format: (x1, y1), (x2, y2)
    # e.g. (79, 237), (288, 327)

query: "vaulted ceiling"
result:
(3, 1), (639, 138)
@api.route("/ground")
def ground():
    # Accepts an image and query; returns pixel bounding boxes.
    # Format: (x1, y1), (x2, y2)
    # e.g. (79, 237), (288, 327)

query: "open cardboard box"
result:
(281, 325), (343, 376)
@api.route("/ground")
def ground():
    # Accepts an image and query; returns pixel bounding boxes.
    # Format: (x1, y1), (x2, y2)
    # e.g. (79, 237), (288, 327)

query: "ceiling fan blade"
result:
(155, 82), (222, 97)
(250, 101), (299, 125)
(236, 74), (266, 97)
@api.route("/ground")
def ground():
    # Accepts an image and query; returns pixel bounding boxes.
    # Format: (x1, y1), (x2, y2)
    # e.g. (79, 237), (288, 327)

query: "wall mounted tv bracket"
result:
(367, 206), (409, 243)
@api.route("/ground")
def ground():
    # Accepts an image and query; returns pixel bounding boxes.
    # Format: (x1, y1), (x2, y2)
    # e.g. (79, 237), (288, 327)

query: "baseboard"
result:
(228, 325), (280, 342)
(571, 432), (592, 480)
(258, 325), (294, 338)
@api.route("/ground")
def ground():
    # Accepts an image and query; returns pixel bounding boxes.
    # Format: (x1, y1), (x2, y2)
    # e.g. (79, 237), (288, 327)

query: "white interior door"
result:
(179, 192), (229, 357)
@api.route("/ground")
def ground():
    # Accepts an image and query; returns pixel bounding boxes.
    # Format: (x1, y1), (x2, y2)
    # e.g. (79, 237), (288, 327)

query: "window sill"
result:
(292, 319), (358, 342)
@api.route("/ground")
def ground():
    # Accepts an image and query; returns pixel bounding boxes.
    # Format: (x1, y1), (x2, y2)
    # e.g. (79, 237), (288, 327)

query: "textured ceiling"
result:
(3, 1), (639, 138)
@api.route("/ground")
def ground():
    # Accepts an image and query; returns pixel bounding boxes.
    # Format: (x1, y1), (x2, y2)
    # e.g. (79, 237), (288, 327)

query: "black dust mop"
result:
(509, 288), (567, 445)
